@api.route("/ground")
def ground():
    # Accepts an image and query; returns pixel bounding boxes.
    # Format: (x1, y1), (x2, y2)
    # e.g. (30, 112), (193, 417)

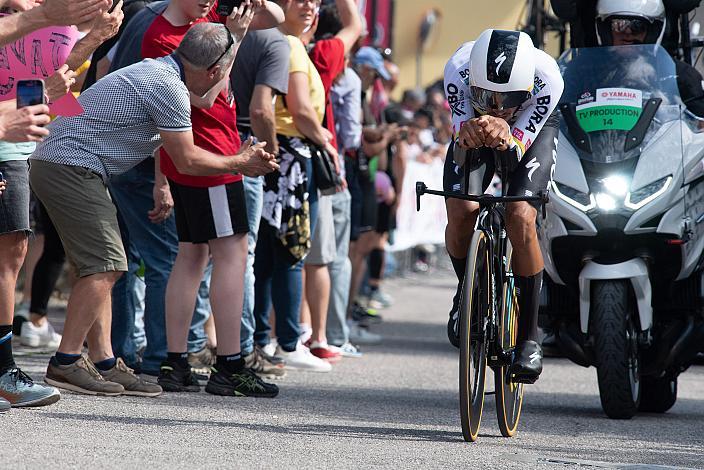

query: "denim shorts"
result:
(0, 160), (31, 235)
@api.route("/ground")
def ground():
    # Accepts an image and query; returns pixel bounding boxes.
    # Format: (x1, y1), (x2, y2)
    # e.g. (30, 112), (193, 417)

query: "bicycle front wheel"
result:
(495, 240), (524, 437)
(459, 230), (490, 442)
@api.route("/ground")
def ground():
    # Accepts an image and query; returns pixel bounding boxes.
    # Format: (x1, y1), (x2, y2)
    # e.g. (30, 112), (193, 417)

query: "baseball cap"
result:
(354, 47), (391, 80)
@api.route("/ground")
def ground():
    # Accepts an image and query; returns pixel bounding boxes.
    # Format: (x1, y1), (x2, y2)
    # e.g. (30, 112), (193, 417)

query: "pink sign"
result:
(0, 17), (82, 116)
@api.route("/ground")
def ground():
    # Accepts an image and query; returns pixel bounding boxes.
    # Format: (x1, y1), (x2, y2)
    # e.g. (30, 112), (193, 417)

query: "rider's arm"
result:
(443, 42), (475, 145)
(509, 50), (564, 160)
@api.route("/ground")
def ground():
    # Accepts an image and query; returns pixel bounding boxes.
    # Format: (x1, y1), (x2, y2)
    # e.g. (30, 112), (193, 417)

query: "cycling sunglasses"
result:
(609, 17), (650, 35)
(207, 27), (235, 70)
(470, 86), (531, 113)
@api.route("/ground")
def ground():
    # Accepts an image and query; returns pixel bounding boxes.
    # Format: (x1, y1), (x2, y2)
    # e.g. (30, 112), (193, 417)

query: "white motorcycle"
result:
(540, 44), (704, 419)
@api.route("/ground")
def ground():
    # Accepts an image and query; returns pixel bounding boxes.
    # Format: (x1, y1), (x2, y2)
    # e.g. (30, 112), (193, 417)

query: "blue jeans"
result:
(327, 189), (352, 346)
(110, 160), (178, 374)
(240, 176), (263, 356)
(254, 158), (318, 352)
(110, 160), (210, 372)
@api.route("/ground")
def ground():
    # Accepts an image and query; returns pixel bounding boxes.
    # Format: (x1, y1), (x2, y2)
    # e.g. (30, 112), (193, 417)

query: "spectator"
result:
(348, 47), (403, 320)
(0, 0), (120, 408)
(302, 0), (361, 361)
(104, 0), (187, 376)
(253, 0), (338, 372)
(144, 1), (283, 398)
(0, 0), (110, 46)
(29, 23), (277, 397)
(331, 65), (381, 346)
(231, 3), (292, 379)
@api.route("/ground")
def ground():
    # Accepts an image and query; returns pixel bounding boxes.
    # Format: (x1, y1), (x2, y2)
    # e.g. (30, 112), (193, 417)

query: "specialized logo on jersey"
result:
(526, 157), (540, 182)
(446, 82), (467, 117)
(525, 95), (551, 134)
(486, 30), (519, 84)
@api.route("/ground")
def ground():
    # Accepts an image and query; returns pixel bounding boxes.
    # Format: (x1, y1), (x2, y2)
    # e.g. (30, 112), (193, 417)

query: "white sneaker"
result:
(330, 342), (363, 358)
(348, 321), (382, 345)
(274, 342), (332, 372)
(20, 321), (61, 348)
(262, 338), (279, 358)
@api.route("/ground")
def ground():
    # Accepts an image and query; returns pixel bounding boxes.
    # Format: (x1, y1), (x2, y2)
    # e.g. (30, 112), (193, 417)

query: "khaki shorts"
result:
(29, 160), (127, 277)
(305, 192), (336, 265)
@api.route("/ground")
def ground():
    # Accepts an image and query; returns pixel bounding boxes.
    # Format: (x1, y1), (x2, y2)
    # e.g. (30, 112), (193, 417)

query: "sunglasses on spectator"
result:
(207, 28), (235, 70)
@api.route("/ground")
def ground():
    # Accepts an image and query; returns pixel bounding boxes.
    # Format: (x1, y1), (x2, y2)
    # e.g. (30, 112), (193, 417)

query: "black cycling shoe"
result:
(447, 282), (462, 349)
(157, 361), (201, 392)
(509, 340), (543, 384)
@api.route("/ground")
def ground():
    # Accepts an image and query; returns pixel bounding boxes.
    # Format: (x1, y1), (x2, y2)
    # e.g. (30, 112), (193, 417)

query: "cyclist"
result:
(443, 29), (564, 382)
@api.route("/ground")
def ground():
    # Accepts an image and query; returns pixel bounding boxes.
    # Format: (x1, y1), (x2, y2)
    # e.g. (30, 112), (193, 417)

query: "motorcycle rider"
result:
(594, 0), (704, 117)
(443, 29), (564, 382)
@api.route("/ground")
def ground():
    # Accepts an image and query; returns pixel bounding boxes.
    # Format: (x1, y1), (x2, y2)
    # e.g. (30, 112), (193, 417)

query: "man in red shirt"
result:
(141, 0), (285, 398)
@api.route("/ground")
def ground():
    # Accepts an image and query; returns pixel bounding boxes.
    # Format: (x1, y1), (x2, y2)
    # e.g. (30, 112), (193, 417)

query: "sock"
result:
(449, 254), (467, 282)
(94, 357), (117, 371)
(515, 272), (543, 343)
(54, 351), (82, 366)
(216, 353), (244, 374)
(167, 352), (189, 368)
(369, 284), (379, 294)
(0, 325), (16, 373)
(369, 248), (384, 280)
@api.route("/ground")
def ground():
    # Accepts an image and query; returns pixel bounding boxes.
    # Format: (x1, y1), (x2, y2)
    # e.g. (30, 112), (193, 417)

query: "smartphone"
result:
(16, 79), (45, 108)
(216, 0), (244, 16)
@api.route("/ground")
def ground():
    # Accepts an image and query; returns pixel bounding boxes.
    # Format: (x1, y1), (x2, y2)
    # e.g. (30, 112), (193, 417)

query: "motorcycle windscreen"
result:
(558, 44), (682, 164)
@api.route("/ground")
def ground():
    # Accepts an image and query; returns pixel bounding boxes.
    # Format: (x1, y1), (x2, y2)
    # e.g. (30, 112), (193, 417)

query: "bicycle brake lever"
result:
(416, 182), (426, 212)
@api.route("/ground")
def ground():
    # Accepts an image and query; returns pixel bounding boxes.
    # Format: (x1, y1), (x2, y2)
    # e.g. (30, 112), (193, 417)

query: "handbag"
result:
(311, 145), (342, 196)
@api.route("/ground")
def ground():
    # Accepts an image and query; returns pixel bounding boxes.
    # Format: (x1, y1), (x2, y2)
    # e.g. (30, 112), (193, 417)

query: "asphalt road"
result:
(2, 273), (703, 469)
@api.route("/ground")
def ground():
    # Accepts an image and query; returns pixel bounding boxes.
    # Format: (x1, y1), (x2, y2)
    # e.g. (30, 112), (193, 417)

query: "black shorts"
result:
(346, 155), (377, 241)
(375, 201), (395, 234)
(443, 113), (559, 207)
(170, 180), (248, 244)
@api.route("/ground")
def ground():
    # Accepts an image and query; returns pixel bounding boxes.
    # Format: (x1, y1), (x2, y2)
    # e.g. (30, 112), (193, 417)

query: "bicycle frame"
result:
(415, 160), (549, 366)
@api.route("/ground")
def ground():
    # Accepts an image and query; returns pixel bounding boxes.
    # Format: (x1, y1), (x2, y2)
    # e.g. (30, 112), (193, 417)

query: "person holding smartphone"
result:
(0, 0), (124, 410)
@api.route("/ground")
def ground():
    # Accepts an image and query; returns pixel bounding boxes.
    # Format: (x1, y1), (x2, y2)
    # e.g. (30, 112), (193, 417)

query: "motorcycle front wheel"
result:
(591, 280), (641, 419)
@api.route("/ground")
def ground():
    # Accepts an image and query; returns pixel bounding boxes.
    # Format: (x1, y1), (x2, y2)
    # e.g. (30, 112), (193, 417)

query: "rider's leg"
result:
(445, 198), (480, 282)
(505, 201), (542, 344)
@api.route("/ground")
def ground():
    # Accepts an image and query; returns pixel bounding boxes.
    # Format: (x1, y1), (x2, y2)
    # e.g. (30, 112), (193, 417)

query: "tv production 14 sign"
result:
(576, 88), (642, 132)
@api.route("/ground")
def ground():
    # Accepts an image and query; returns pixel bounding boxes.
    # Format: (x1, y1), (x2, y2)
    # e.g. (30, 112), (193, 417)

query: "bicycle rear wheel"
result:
(459, 230), (490, 442)
(495, 240), (524, 437)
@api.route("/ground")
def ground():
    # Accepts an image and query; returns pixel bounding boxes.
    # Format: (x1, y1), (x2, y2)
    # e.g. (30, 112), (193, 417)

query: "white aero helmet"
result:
(469, 29), (535, 113)
(596, 0), (666, 46)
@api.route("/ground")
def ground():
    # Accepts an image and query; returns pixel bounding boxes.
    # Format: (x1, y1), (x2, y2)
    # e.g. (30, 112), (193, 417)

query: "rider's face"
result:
(612, 29), (647, 46)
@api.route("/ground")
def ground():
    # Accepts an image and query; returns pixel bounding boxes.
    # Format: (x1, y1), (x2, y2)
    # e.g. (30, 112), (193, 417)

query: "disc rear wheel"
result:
(459, 230), (490, 442)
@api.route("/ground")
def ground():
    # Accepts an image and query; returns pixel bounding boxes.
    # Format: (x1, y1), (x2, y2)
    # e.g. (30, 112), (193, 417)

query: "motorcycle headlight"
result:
(624, 176), (672, 210)
(551, 181), (596, 212)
